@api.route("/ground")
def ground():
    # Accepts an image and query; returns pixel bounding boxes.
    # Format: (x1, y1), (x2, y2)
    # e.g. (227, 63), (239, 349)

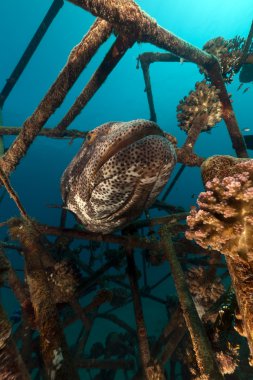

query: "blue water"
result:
(0, 1), (252, 379)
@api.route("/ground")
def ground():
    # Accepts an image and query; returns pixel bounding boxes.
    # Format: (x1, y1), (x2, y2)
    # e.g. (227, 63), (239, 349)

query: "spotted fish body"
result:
(61, 119), (176, 233)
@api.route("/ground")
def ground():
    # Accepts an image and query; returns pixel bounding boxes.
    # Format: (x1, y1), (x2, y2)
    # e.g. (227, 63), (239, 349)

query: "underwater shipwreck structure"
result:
(1, 1), (253, 379)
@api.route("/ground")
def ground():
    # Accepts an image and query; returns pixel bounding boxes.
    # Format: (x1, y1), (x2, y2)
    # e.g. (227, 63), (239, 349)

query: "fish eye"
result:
(86, 131), (97, 145)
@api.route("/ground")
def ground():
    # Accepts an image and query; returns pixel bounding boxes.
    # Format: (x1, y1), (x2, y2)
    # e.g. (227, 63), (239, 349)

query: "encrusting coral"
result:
(186, 267), (240, 375)
(177, 81), (222, 133)
(0, 251), (31, 379)
(186, 267), (224, 313)
(200, 36), (245, 83)
(186, 155), (253, 365)
(9, 218), (80, 379)
(45, 260), (80, 304)
(186, 155), (253, 260)
(215, 344), (239, 375)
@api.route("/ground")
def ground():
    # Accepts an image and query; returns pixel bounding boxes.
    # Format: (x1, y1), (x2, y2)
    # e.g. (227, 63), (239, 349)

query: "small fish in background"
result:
(237, 83), (244, 91)
(228, 93), (233, 103)
(242, 87), (250, 94)
(242, 128), (251, 132)
(191, 193), (196, 199)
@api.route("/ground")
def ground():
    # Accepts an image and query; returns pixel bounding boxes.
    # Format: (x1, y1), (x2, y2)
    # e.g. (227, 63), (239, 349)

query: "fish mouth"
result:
(93, 122), (164, 177)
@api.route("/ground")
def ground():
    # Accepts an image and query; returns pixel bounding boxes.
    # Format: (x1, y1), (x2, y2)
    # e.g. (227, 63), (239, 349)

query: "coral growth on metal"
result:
(186, 156), (253, 259)
(186, 267), (224, 312)
(186, 155), (253, 365)
(200, 36), (245, 83)
(177, 80), (222, 133)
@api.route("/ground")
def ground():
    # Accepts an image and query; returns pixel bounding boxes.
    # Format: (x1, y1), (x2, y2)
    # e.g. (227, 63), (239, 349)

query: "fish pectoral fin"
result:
(107, 180), (155, 222)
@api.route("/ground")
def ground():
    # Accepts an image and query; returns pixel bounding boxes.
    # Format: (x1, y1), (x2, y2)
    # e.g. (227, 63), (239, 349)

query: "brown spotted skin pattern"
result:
(61, 119), (176, 233)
